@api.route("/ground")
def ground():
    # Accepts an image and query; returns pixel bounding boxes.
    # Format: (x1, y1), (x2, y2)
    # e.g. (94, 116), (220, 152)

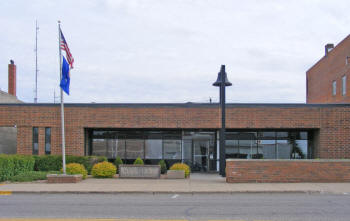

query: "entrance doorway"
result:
(191, 134), (216, 172)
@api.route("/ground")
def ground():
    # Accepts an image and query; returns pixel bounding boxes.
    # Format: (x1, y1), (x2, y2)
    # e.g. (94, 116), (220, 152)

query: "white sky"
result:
(1, 0), (350, 103)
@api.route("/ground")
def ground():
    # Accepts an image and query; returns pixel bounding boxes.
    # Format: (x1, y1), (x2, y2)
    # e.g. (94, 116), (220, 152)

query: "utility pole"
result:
(34, 20), (39, 103)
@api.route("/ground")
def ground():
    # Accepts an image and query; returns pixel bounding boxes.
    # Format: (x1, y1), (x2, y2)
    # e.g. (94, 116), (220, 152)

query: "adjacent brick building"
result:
(307, 35), (350, 103)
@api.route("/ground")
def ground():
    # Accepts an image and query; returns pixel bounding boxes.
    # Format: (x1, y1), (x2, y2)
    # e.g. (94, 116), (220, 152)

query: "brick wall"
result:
(226, 159), (350, 183)
(0, 103), (349, 158)
(307, 35), (350, 103)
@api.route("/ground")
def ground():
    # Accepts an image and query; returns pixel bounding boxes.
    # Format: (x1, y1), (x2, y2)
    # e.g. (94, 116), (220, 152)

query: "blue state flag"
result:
(60, 56), (70, 95)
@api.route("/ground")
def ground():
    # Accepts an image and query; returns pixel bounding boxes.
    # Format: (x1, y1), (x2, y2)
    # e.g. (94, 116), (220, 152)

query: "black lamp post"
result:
(213, 65), (232, 177)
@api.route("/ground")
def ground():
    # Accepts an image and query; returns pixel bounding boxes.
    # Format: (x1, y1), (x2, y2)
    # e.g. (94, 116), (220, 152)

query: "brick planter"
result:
(47, 174), (83, 183)
(167, 170), (185, 179)
(119, 165), (161, 179)
(226, 159), (350, 183)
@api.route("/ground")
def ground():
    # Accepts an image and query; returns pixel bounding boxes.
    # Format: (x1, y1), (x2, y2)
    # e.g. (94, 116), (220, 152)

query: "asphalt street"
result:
(1, 193), (350, 221)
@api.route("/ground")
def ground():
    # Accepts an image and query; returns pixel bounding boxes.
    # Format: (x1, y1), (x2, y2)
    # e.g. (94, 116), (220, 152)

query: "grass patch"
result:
(9, 171), (62, 182)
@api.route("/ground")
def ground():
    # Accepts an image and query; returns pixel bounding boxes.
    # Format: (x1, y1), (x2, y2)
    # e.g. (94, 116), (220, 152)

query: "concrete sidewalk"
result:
(1, 173), (350, 194)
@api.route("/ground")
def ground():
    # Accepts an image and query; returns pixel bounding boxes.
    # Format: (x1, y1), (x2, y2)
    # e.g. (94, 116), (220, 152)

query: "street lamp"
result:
(213, 65), (232, 177)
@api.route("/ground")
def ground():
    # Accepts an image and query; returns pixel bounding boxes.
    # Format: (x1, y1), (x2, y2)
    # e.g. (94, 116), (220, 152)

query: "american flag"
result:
(60, 29), (74, 69)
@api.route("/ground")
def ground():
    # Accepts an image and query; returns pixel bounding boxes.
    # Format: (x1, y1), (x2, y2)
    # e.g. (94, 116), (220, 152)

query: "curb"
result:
(3, 190), (330, 195)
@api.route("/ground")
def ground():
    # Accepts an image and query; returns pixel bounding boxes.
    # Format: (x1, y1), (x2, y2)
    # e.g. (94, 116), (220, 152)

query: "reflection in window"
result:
(126, 139), (144, 159)
(116, 139), (126, 159)
(258, 140), (275, 159)
(45, 128), (51, 155)
(276, 140), (292, 159)
(163, 140), (181, 159)
(225, 139), (239, 158)
(292, 140), (308, 159)
(32, 127), (38, 155)
(342, 75), (347, 96)
(239, 140), (255, 159)
(92, 139), (107, 156)
(145, 139), (162, 159)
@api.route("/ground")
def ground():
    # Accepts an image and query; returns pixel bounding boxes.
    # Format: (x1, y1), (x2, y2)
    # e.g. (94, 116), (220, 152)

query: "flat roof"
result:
(1, 102), (350, 108)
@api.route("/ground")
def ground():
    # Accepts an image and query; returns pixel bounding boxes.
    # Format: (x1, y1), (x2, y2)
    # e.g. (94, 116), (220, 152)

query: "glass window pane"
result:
(342, 76), (346, 96)
(32, 127), (38, 155)
(163, 140), (181, 159)
(240, 140), (255, 159)
(276, 140), (292, 159)
(276, 132), (288, 138)
(258, 140), (275, 159)
(292, 140), (308, 159)
(259, 132), (275, 139)
(116, 139), (126, 159)
(45, 128), (51, 155)
(92, 139), (107, 156)
(145, 139), (162, 159)
(333, 81), (337, 95)
(225, 139), (239, 158)
(126, 139), (144, 159)
(106, 139), (117, 159)
(183, 140), (192, 161)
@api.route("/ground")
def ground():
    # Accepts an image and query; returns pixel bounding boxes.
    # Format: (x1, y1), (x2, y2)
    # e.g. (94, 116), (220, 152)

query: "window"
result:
(332, 81), (337, 96)
(342, 75), (347, 96)
(145, 139), (162, 159)
(45, 128), (51, 155)
(32, 127), (38, 155)
(163, 140), (181, 159)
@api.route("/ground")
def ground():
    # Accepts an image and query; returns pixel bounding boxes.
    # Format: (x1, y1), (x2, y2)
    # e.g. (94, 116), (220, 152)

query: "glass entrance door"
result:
(193, 140), (209, 172)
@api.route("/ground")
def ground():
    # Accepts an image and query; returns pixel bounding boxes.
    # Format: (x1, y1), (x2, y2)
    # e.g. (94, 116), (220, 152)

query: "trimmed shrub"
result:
(91, 161), (116, 178)
(133, 157), (144, 165)
(64, 163), (88, 179)
(114, 157), (123, 174)
(158, 160), (167, 174)
(0, 154), (14, 181)
(34, 155), (62, 171)
(9, 171), (61, 182)
(34, 155), (107, 174)
(169, 163), (191, 178)
(0, 154), (35, 181)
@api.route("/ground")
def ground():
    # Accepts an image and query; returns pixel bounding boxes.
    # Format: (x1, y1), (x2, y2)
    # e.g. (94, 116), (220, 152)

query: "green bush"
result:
(91, 161), (116, 178)
(169, 163), (191, 178)
(159, 160), (167, 174)
(34, 155), (107, 174)
(34, 155), (62, 171)
(114, 157), (123, 174)
(0, 154), (35, 181)
(9, 171), (61, 182)
(65, 163), (88, 179)
(133, 157), (144, 165)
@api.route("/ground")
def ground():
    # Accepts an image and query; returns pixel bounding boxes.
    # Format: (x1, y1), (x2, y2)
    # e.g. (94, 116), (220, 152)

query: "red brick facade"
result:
(307, 35), (350, 103)
(0, 103), (350, 159)
(226, 159), (350, 183)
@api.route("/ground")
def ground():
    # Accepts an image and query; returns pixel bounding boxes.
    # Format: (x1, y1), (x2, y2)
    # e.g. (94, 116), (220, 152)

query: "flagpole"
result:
(58, 21), (66, 174)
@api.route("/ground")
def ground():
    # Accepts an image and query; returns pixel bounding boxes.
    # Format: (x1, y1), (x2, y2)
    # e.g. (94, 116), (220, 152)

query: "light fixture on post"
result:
(213, 65), (232, 177)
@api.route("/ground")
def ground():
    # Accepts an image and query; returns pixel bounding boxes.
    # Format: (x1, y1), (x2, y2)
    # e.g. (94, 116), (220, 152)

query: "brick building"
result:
(307, 35), (350, 103)
(1, 102), (349, 172)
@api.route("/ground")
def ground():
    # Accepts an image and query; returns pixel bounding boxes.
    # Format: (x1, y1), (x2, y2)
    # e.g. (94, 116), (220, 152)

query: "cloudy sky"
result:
(0, 0), (350, 103)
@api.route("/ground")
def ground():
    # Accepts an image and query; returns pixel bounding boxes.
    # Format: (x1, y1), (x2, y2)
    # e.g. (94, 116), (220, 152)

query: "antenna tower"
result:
(34, 20), (39, 103)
